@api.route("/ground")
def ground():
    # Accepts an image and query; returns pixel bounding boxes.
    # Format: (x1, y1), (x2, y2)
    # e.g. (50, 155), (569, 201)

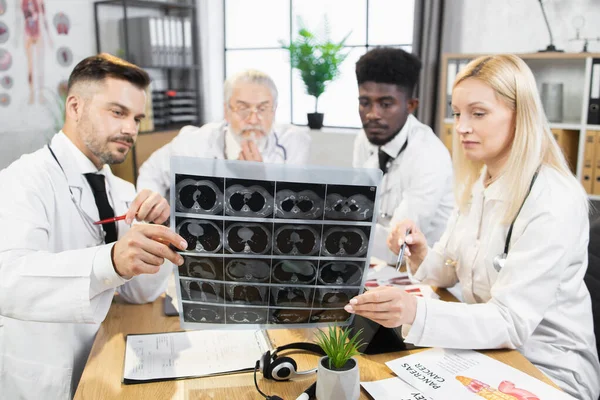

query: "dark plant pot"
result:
(307, 112), (324, 130)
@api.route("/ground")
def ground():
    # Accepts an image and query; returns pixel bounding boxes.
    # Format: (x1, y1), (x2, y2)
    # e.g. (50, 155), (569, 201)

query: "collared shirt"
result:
(353, 114), (454, 263)
(405, 165), (600, 400)
(58, 131), (116, 210)
(137, 121), (311, 197)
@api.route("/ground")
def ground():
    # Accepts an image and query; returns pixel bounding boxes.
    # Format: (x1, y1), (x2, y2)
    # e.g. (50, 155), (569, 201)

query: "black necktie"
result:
(378, 148), (392, 174)
(84, 173), (117, 244)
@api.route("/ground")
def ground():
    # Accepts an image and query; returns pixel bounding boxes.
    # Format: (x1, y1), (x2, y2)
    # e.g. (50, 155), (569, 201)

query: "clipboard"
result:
(122, 329), (272, 384)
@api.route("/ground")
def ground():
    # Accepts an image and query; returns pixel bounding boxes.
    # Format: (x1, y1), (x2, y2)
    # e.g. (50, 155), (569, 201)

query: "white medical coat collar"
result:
(378, 113), (413, 158)
(50, 132), (130, 218)
(473, 165), (508, 202)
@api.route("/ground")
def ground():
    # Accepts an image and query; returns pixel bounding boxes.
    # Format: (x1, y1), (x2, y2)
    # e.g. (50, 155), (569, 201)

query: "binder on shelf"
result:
(156, 17), (166, 67)
(163, 17), (173, 66)
(149, 18), (160, 66)
(446, 60), (458, 118)
(184, 19), (193, 66)
(592, 131), (600, 195)
(551, 129), (579, 174)
(581, 130), (596, 194)
(589, 59), (600, 125)
(175, 18), (184, 66)
(442, 123), (453, 155)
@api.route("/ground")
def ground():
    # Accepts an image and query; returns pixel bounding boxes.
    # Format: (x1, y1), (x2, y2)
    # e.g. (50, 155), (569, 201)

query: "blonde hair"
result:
(452, 54), (587, 223)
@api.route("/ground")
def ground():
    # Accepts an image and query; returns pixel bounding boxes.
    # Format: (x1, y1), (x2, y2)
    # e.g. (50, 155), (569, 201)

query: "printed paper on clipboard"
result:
(122, 329), (272, 383)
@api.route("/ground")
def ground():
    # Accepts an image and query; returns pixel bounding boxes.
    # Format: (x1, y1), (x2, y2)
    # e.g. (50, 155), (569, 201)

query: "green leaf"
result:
(280, 16), (351, 112)
(313, 325), (365, 370)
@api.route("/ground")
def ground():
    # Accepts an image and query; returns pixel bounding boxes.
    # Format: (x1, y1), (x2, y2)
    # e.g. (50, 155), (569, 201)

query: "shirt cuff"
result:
(402, 296), (427, 343)
(411, 247), (445, 282)
(90, 243), (130, 298)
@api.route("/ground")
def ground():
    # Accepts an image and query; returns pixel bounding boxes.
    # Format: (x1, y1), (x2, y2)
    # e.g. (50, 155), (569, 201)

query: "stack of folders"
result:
(152, 90), (198, 128)
(120, 16), (194, 68)
(588, 58), (600, 125)
(581, 129), (600, 195)
(445, 59), (471, 117)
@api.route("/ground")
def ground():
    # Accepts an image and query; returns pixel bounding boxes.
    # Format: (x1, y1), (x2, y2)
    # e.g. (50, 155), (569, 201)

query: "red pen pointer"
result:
(93, 214), (127, 225)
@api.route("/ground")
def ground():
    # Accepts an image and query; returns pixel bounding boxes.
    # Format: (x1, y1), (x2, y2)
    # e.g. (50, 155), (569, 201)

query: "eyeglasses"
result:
(228, 103), (274, 120)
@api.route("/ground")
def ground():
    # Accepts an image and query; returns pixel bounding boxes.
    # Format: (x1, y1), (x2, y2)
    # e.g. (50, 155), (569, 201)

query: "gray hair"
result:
(223, 69), (278, 106)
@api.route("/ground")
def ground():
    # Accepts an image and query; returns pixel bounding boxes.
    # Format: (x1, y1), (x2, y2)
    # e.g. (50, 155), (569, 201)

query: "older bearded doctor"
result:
(136, 69), (311, 197)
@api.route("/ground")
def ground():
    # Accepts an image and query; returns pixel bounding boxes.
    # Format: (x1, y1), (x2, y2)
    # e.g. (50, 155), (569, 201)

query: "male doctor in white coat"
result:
(352, 48), (454, 265)
(0, 53), (188, 399)
(136, 69), (311, 198)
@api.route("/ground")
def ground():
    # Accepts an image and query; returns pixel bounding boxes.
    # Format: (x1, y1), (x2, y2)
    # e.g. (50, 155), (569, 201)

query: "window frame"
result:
(223, 0), (414, 129)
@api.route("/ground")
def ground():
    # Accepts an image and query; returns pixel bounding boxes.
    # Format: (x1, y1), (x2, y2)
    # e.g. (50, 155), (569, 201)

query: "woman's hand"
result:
(344, 286), (418, 328)
(387, 219), (428, 273)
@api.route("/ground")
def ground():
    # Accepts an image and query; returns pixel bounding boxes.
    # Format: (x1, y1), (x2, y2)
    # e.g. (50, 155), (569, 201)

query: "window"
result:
(224, 0), (415, 128)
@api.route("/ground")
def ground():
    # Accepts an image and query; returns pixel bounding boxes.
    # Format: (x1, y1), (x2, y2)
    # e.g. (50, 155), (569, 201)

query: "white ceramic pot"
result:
(316, 356), (360, 400)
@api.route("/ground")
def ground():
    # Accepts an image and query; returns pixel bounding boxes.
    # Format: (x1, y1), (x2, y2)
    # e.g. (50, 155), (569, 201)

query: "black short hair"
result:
(355, 47), (422, 95)
(67, 53), (150, 93)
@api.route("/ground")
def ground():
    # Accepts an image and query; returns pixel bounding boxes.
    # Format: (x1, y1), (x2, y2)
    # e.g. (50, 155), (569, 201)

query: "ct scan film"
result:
(171, 157), (382, 330)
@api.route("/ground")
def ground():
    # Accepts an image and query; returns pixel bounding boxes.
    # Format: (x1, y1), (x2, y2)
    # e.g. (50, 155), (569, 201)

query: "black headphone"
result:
(253, 342), (325, 400)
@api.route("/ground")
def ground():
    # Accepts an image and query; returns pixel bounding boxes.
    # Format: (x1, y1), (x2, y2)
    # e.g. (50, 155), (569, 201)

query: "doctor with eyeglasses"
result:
(345, 55), (600, 400)
(136, 69), (311, 198)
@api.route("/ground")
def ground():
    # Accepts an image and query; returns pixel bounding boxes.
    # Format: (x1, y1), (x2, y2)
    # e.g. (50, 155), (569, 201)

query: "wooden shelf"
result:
(442, 52), (600, 61)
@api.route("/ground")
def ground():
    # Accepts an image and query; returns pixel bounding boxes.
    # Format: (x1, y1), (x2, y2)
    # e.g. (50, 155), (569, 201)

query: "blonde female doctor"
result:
(345, 55), (600, 400)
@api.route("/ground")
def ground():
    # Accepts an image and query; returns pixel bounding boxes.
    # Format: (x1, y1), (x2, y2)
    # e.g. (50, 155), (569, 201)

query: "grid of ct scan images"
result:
(172, 160), (379, 329)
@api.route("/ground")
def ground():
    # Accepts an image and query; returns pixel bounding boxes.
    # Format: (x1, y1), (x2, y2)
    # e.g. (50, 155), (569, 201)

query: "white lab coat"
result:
(405, 165), (600, 400)
(136, 121), (312, 197)
(0, 133), (172, 399)
(353, 114), (454, 264)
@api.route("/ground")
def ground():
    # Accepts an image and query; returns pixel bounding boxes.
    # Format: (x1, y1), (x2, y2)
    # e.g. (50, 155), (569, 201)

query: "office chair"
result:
(586, 216), (600, 399)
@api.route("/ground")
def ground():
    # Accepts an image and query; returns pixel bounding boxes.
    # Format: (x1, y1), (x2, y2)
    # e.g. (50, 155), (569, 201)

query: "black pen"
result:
(295, 381), (316, 400)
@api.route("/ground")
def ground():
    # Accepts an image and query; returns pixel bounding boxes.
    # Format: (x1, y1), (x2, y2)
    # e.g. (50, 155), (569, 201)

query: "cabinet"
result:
(93, 0), (201, 183)
(438, 52), (600, 198)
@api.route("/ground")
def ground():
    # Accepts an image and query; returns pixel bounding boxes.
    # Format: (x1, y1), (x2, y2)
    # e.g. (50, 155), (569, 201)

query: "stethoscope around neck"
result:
(445, 168), (540, 272)
(47, 145), (107, 244)
(222, 125), (287, 162)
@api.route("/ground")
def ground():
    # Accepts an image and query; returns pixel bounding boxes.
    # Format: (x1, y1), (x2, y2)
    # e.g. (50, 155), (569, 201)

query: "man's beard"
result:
(229, 124), (269, 149)
(80, 112), (134, 165)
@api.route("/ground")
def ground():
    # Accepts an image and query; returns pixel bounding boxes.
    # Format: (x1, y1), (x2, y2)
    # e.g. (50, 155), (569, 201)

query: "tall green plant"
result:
(314, 325), (365, 370)
(281, 19), (350, 113)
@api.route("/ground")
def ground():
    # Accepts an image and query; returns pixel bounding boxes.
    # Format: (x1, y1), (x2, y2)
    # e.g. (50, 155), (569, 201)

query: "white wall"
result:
(0, 0), (97, 169)
(442, 0), (600, 54)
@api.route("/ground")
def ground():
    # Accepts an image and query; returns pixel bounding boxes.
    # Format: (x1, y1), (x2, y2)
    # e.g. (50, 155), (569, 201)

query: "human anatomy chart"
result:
(171, 157), (381, 329)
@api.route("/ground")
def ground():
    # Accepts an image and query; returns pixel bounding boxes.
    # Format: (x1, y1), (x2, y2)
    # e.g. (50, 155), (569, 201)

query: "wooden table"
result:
(74, 290), (558, 400)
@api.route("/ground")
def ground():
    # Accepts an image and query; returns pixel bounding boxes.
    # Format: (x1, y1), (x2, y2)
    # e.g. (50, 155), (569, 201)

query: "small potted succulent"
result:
(314, 326), (364, 400)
